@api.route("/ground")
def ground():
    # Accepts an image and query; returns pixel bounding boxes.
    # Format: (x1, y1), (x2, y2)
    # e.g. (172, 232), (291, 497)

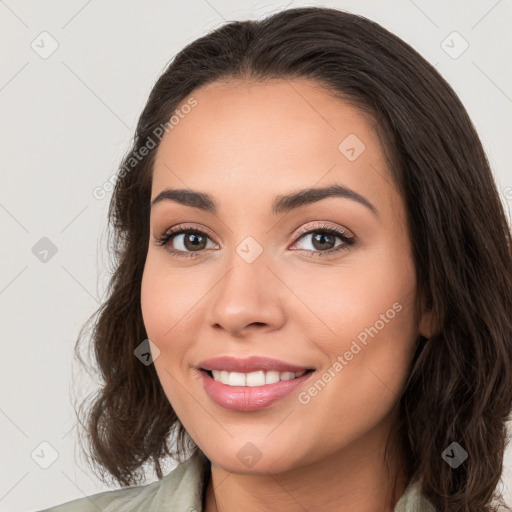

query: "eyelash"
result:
(153, 222), (356, 259)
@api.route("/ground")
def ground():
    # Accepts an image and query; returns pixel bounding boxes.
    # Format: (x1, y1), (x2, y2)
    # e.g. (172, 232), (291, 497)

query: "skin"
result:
(140, 78), (433, 512)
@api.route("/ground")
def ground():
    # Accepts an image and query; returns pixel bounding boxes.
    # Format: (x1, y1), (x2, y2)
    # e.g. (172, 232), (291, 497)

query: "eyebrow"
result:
(150, 184), (378, 217)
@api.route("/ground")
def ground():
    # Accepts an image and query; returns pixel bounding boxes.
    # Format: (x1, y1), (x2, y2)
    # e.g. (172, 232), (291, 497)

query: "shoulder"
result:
(35, 450), (210, 512)
(394, 478), (436, 512)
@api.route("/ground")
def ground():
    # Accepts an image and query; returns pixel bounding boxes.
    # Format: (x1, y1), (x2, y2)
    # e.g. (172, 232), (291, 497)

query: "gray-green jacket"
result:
(36, 450), (436, 511)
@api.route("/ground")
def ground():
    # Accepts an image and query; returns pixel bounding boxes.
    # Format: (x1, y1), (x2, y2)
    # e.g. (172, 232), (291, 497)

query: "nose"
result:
(206, 252), (286, 337)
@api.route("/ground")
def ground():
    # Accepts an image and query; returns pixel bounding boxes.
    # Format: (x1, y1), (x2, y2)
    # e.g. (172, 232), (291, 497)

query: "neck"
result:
(203, 420), (409, 512)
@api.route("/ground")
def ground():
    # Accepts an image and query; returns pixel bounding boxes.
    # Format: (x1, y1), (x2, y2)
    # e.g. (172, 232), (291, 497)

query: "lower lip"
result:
(200, 370), (314, 411)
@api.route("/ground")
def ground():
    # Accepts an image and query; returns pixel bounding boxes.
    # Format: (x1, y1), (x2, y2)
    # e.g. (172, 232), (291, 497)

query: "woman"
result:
(39, 6), (512, 512)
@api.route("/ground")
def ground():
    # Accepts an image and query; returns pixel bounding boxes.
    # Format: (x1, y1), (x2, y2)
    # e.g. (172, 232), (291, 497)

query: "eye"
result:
(153, 224), (218, 259)
(153, 222), (355, 258)
(290, 222), (355, 257)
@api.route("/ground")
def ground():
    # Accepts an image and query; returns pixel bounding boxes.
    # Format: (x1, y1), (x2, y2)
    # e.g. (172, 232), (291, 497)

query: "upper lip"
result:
(197, 356), (313, 373)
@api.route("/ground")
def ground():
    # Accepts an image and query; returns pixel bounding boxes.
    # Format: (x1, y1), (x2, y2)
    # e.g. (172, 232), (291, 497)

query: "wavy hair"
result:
(73, 7), (512, 511)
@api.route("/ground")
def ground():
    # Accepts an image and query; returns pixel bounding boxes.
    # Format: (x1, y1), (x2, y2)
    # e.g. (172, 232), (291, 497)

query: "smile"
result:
(199, 368), (315, 411)
(207, 369), (308, 387)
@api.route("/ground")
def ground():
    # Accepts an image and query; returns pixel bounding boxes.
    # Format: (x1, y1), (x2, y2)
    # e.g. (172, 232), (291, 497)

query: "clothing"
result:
(36, 450), (436, 511)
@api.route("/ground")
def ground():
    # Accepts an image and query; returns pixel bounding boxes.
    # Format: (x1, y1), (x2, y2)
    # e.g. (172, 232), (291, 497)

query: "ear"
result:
(417, 291), (436, 339)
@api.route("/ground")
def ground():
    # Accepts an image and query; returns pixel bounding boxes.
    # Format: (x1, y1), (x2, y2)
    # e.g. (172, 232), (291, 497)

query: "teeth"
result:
(228, 371), (246, 386)
(246, 370), (265, 386)
(265, 370), (280, 384)
(209, 369), (308, 386)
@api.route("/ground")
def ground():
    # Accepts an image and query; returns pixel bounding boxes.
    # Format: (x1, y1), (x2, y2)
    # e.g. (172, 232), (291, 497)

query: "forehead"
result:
(151, 78), (399, 219)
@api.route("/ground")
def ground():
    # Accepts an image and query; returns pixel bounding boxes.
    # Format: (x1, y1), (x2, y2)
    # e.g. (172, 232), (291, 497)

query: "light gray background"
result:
(1, 1), (511, 511)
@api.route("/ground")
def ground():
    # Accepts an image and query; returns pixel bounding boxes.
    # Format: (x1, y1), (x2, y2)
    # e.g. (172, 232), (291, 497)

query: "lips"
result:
(196, 356), (315, 411)
(197, 355), (312, 373)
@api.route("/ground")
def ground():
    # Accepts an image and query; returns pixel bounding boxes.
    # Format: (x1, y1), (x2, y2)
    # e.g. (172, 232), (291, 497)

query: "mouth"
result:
(197, 355), (314, 374)
(196, 356), (316, 411)
(196, 355), (316, 411)
(200, 368), (315, 387)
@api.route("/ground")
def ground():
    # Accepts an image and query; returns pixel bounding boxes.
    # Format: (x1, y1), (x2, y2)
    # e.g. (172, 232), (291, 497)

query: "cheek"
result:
(294, 241), (417, 350)
(140, 262), (168, 342)
(140, 259), (192, 412)
(140, 254), (208, 375)
(312, 242), (418, 396)
(140, 254), (191, 346)
(336, 269), (417, 347)
(298, 259), (418, 449)
(353, 235), (416, 328)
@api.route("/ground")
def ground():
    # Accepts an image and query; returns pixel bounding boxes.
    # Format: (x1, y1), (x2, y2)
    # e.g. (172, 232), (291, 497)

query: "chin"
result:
(204, 443), (303, 476)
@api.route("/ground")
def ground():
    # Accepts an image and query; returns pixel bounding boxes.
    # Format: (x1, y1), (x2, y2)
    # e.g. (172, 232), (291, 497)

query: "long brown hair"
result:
(74, 7), (512, 511)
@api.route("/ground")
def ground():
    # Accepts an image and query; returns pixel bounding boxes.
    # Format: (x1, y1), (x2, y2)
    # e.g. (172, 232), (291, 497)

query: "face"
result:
(141, 78), (432, 475)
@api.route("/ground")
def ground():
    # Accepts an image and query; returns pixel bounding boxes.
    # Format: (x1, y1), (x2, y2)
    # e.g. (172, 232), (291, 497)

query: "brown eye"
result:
(291, 224), (355, 256)
(154, 225), (218, 258)
(176, 231), (209, 251)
